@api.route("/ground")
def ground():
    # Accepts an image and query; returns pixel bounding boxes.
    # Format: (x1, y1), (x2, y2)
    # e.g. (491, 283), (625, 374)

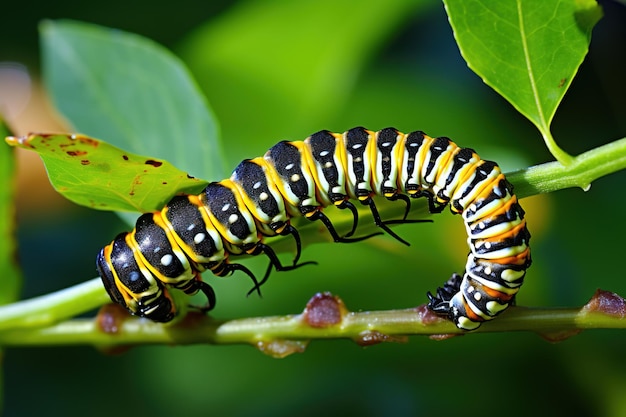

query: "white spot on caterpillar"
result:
(259, 192), (269, 201)
(354, 157), (362, 163)
(160, 254), (173, 266)
(228, 214), (238, 224)
(253, 181), (262, 189)
(186, 224), (195, 231)
(501, 268), (525, 282)
(324, 162), (332, 168)
(409, 142), (419, 147)
(290, 174), (300, 182)
(194, 233), (206, 244)
(457, 316), (481, 330)
(473, 292), (482, 301)
(222, 203), (230, 212)
(382, 142), (391, 147)
(285, 163), (294, 170)
(352, 144), (362, 150)
(320, 150), (329, 157)
(486, 301), (508, 314)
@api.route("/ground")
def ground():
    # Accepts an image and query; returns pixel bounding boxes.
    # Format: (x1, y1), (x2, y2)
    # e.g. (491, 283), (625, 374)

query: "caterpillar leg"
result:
(426, 272), (463, 317)
(273, 223), (304, 265)
(212, 261), (263, 297)
(386, 193), (412, 222)
(410, 190), (447, 214)
(376, 193), (433, 229)
(307, 209), (382, 243)
(187, 279), (217, 313)
(334, 199), (359, 237)
(427, 273), (491, 331)
(362, 196), (411, 246)
(382, 193), (434, 227)
(246, 242), (317, 296)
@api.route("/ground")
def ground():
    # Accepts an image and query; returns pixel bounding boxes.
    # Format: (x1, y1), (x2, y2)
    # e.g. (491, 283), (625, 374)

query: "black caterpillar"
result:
(97, 127), (531, 330)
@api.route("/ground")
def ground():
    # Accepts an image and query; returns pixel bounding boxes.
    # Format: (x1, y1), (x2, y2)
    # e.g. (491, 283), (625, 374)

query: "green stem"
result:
(507, 136), (626, 199)
(0, 298), (623, 353)
(0, 278), (109, 331)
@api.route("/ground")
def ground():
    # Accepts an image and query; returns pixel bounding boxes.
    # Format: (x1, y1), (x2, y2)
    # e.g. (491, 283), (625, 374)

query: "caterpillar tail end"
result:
(427, 273), (482, 331)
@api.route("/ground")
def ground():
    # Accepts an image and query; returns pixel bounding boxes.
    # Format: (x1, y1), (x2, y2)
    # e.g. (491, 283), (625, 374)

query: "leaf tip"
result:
(4, 135), (32, 149)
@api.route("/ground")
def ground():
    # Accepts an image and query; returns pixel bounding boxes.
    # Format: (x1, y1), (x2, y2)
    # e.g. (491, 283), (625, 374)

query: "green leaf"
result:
(180, 0), (430, 158)
(5, 133), (208, 212)
(0, 119), (21, 305)
(40, 20), (225, 180)
(443, 0), (602, 164)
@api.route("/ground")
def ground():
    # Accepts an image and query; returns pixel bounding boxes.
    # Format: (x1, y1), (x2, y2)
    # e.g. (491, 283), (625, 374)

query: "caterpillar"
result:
(97, 127), (531, 330)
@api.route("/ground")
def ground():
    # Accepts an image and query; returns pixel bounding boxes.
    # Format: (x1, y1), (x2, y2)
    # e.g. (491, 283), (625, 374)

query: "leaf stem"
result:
(540, 129), (574, 167)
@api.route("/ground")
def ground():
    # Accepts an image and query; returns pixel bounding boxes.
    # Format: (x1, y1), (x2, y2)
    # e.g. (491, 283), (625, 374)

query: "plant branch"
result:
(0, 290), (623, 354)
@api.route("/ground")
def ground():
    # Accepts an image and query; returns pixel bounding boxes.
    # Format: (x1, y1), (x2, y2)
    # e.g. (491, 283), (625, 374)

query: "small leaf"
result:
(5, 133), (208, 212)
(40, 20), (225, 180)
(0, 119), (21, 305)
(443, 0), (602, 163)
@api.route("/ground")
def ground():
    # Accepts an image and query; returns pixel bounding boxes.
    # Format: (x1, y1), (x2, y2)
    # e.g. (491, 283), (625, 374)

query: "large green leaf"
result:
(0, 120), (20, 305)
(40, 20), (224, 180)
(5, 133), (208, 212)
(443, 0), (602, 163)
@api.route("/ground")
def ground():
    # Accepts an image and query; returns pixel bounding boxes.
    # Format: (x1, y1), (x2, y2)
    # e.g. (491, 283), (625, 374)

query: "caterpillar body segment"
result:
(97, 127), (531, 330)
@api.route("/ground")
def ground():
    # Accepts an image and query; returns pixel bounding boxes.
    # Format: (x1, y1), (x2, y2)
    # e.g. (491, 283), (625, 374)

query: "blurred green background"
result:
(2, 0), (626, 416)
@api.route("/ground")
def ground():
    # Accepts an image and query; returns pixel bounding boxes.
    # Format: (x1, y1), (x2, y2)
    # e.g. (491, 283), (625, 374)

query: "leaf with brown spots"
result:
(5, 133), (208, 212)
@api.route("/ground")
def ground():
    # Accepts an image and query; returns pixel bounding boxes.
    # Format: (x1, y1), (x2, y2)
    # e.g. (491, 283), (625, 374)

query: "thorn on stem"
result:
(582, 289), (626, 318)
(96, 303), (130, 335)
(302, 292), (347, 328)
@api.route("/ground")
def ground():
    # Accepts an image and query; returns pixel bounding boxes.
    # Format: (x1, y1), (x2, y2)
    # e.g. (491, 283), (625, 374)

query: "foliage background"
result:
(1, 0), (625, 416)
